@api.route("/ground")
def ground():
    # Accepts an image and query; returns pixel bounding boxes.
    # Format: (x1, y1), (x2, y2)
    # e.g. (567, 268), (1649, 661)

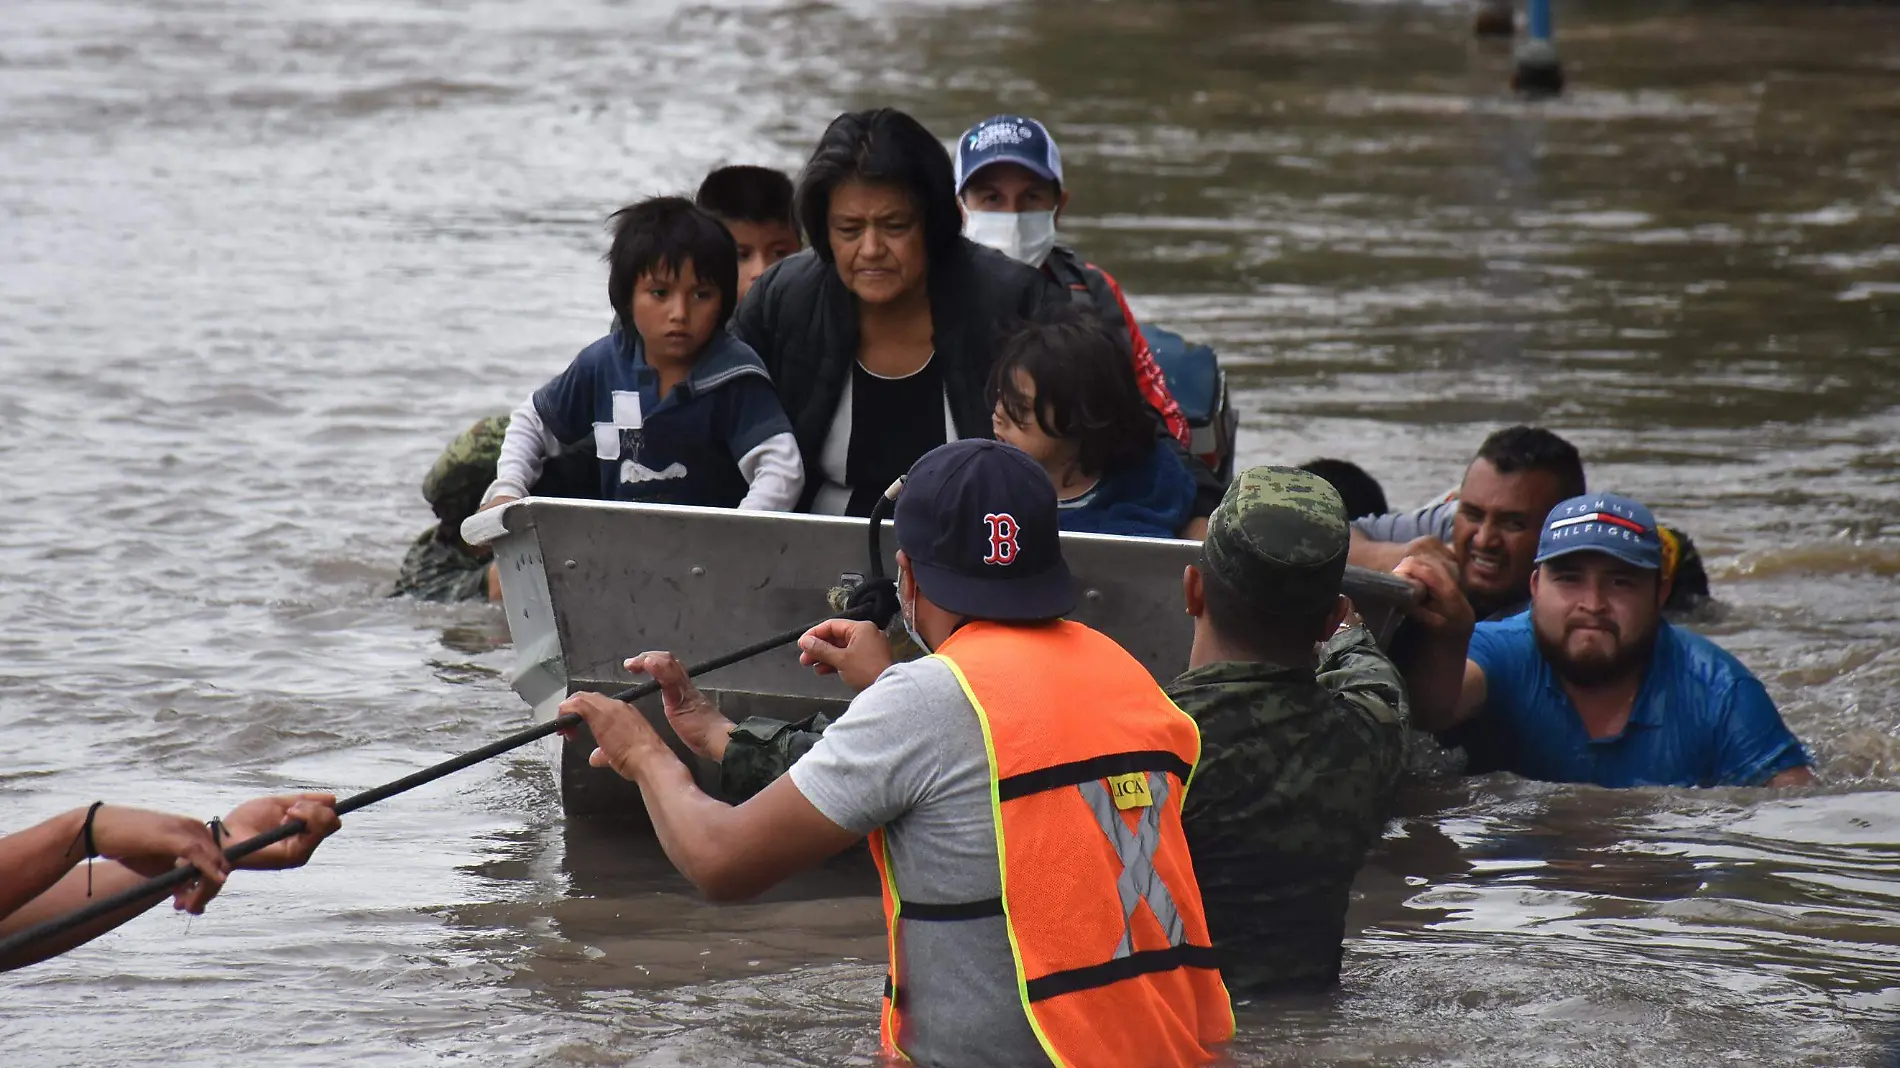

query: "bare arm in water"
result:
(0, 795), (341, 972)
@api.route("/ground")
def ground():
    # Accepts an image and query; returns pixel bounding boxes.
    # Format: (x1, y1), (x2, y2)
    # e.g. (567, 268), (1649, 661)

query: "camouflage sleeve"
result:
(717, 713), (834, 801)
(1317, 623), (1409, 729)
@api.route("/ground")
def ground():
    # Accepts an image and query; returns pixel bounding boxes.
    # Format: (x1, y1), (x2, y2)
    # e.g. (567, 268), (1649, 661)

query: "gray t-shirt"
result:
(1350, 497), (1457, 544)
(788, 657), (1049, 1068)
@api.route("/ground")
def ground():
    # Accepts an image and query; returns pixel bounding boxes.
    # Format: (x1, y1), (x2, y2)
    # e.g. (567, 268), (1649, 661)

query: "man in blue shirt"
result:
(1396, 492), (1813, 788)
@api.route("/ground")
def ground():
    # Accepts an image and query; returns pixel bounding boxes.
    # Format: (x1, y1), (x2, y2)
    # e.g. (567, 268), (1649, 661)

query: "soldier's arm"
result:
(1316, 622), (1408, 728)
(718, 715), (832, 801)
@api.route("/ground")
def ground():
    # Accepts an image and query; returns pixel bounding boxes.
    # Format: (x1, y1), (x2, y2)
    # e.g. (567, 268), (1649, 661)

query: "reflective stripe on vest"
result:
(870, 620), (1234, 1068)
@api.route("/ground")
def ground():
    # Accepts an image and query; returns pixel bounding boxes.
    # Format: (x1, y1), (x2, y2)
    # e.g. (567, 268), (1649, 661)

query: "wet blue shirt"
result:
(1460, 613), (1808, 787)
(532, 330), (791, 507)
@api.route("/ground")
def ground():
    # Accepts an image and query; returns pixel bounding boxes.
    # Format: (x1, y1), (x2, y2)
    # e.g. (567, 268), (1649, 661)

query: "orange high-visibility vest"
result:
(868, 620), (1234, 1067)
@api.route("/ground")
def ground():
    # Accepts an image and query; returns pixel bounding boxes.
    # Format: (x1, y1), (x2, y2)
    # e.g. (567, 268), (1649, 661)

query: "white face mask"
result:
(898, 566), (931, 653)
(963, 209), (1058, 268)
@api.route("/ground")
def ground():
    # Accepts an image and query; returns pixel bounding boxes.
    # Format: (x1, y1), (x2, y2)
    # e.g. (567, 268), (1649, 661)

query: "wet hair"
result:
(1474, 425), (1586, 500)
(1197, 564), (1334, 658)
(794, 108), (962, 265)
(1298, 458), (1389, 520)
(605, 196), (739, 332)
(987, 310), (1154, 477)
(695, 165), (798, 231)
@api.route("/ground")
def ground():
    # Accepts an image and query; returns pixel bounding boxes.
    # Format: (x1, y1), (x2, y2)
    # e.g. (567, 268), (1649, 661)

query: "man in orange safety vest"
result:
(564, 438), (1233, 1067)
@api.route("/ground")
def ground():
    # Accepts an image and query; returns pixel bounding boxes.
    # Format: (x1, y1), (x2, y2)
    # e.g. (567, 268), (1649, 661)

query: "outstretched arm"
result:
(1393, 552), (1487, 733)
(0, 806), (228, 926)
(0, 795), (339, 973)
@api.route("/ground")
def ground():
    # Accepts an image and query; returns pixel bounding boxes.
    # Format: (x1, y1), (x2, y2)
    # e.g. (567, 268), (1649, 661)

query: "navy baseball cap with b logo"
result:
(954, 115), (1065, 195)
(894, 440), (1077, 621)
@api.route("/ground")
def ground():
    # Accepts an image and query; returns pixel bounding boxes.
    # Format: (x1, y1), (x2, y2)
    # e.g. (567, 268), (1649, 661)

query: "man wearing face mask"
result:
(954, 115), (1192, 452)
(560, 439), (1234, 1065)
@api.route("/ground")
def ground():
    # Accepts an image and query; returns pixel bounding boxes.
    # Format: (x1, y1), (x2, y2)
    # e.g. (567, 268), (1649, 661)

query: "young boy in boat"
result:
(987, 312), (1198, 538)
(481, 196), (804, 517)
(693, 165), (801, 301)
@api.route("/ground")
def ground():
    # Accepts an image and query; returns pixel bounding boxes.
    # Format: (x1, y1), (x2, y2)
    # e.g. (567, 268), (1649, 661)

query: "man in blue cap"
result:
(1397, 492), (1813, 788)
(562, 439), (1233, 1065)
(953, 115), (1192, 455)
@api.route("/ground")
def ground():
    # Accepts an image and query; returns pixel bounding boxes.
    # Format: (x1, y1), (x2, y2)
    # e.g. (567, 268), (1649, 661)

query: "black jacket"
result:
(730, 238), (1064, 509)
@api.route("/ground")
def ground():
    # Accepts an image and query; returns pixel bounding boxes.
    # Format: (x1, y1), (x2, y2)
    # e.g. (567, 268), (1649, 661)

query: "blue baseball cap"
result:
(893, 440), (1076, 621)
(954, 115), (1064, 195)
(1535, 493), (1663, 571)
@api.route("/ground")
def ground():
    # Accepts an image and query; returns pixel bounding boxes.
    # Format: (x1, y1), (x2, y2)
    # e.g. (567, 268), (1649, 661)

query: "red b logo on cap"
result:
(983, 513), (1019, 566)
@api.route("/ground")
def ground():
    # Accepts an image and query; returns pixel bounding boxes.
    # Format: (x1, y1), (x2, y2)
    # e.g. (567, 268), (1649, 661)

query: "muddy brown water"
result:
(3, 1), (1898, 1064)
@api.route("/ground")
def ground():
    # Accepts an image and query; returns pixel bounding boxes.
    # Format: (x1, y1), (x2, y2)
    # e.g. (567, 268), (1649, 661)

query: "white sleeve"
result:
(734, 431), (805, 512)
(483, 396), (563, 503)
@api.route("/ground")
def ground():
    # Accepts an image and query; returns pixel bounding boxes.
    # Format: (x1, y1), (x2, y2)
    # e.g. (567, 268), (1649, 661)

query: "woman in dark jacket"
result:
(731, 108), (1064, 515)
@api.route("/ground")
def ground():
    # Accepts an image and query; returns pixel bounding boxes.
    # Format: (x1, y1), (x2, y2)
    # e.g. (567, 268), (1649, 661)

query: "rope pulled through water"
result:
(0, 602), (879, 962)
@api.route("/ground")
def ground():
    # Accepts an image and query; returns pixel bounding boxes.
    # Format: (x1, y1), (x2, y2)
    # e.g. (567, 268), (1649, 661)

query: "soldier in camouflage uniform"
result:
(392, 415), (596, 601)
(709, 467), (1409, 997)
(1170, 466), (1408, 997)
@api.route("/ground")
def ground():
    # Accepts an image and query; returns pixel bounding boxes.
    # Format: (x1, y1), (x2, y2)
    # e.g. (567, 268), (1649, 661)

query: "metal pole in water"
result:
(1512, 0), (1565, 97)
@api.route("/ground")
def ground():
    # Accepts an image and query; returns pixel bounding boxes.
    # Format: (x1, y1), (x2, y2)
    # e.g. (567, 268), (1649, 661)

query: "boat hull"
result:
(463, 498), (1416, 818)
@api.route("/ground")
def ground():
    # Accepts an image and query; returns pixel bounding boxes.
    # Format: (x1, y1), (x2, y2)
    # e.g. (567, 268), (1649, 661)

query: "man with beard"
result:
(1395, 492), (1813, 788)
(1349, 425), (1710, 619)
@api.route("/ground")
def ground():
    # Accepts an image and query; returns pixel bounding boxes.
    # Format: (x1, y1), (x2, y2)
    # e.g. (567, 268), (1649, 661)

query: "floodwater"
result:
(2, 0), (1897, 1064)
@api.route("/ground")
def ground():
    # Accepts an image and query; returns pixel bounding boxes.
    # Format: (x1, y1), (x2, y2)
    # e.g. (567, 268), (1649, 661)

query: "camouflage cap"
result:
(1200, 465), (1350, 617)
(422, 414), (510, 529)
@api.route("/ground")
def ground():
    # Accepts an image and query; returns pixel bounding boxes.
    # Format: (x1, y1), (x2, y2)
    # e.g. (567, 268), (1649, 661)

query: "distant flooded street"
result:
(2, 1), (1897, 1064)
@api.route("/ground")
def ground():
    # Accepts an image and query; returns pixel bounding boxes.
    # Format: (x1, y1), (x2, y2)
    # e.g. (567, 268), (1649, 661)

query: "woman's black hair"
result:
(605, 196), (740, 332)
(987, 310), (1154, 477)
(793, 108), (962, 265)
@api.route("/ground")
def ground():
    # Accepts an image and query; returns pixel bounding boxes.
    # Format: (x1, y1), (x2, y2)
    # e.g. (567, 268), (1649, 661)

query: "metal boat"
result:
(462, 498), (1417, 817)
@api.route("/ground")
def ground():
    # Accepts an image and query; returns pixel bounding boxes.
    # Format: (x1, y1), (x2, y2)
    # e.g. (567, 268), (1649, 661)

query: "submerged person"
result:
(1349, 425), (1587, 622)
(731, 108), (1065, 517)
(667, 467), (1412, 998)
(561, 440), (1235, 1065)
(0, 794), (340, 972)
(391, 414), (595, 603)
(1396, 492), (1813, 788)
(1297, 458), (1388, 521)
(481, 196), (803, 515)
(1347, 425), (1710, 618)
(694, 164), (802, 301)
(988, 312), (1196, 538)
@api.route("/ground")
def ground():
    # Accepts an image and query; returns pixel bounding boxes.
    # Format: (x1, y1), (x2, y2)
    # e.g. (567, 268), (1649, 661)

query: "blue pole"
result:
(1513, 0), (1564, 96)
(1527, 0), (1553, 42)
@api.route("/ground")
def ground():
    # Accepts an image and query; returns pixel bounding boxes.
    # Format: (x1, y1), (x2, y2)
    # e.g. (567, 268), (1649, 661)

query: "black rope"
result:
(0, 603), (873, 962)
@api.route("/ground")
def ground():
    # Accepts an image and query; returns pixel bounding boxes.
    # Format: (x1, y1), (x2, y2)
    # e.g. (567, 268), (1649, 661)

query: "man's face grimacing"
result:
(959, 161), (1067, 219)
(1529, 552), (1666, 687)
(1452, 459), (1568, 605)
